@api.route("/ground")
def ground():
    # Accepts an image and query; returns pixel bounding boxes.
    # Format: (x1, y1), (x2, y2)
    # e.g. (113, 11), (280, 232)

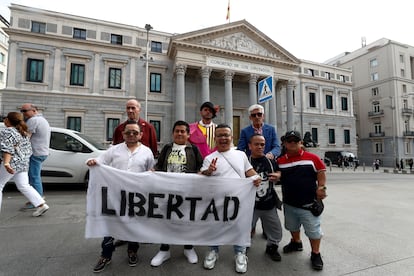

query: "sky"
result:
(1, 0), (413, 63)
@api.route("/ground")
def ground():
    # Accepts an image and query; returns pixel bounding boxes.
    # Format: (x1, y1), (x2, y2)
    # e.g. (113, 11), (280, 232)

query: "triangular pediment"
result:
(168, 20), (300, 67)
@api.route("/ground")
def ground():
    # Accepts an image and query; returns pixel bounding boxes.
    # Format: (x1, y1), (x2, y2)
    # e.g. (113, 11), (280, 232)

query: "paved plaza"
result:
(0, 168), (413, 276)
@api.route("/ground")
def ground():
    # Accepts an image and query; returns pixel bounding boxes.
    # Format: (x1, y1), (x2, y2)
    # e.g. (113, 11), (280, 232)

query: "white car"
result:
(0, 123), (107, 185)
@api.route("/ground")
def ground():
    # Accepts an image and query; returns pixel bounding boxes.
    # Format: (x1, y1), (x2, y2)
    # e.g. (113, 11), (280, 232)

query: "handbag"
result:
(307, 199), (324, 216)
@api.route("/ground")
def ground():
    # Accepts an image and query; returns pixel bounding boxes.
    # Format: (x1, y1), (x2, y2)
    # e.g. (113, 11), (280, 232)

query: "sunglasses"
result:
(124, 130), (140, 136)
(20, 109), (31, 113)
(250, 112), (263, 118)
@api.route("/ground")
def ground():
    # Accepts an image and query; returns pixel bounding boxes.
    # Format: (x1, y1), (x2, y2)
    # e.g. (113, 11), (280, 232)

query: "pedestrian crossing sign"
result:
(258, 76), (273, 104)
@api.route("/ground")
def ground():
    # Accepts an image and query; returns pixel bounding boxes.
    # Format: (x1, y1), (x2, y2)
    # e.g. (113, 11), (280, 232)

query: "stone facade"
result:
(1, 4), (356, 158)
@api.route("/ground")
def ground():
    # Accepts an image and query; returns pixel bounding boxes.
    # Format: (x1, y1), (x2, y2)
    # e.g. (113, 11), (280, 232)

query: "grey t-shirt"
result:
(27, 114), (51, 156)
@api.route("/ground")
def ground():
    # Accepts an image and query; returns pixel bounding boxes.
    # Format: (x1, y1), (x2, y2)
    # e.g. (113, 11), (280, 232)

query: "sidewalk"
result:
(0, 172), (413, 275)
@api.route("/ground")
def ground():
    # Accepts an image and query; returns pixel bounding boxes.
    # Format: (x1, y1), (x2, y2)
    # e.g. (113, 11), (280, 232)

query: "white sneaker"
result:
(33, 204), (49, 217)
(184, 248), (198, 264)
(235, 252), (248, 273)
(203, 250), (218, 270)
(150, 250), (170, 267)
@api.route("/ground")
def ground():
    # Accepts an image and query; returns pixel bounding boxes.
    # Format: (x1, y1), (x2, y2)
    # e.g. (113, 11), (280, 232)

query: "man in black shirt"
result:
(248, 134), (283, 261)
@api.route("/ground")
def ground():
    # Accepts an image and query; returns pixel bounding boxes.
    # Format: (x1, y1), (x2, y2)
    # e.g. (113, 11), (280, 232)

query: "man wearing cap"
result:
(277, 130), (327, 271)
(237, 104), (280, 160)
(189, 102), (217, 158)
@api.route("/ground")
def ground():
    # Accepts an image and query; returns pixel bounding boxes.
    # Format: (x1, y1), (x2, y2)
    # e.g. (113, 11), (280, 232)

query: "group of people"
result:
(0, 103), (51, 216)
(87, 99), (327, 274)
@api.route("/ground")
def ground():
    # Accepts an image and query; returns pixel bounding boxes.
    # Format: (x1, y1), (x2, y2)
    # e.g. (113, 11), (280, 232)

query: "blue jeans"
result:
(283, 203), (323, 240)
(29, 155), (47, 196)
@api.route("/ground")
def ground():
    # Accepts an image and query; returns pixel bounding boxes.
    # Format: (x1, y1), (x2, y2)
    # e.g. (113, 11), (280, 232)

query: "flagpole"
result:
(226, 0), (230, 23)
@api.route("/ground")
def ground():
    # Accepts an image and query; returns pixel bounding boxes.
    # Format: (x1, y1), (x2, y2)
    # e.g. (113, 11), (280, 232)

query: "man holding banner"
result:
(201, 124), (261, 274)
(87, 121), (155, 273)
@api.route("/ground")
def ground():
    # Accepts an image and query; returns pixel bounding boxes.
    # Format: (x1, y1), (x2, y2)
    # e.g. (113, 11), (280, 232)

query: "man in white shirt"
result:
(200, 124), (261, 274)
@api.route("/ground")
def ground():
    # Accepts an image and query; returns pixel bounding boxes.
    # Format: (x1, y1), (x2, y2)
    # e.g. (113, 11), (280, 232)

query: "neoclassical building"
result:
(1, 4), (355, 156)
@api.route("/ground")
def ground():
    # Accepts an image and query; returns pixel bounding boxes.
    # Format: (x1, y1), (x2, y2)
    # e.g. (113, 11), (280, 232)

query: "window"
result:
(0, 53), (5, 64)
(26, 58), (44, 82)
(151, 41), (162, 53)
(111, 34), (122, 45)
(370, 58), (378, 67)
(404, 141), (411, 154)
(371, 72), (379, 81)
(70, 63), (85, 86)
(31, 21), (46, 33)
(341, 97), (348, 111)
(308, 69), (314, 76)
(372, 87), (379, 96)
(326, 95), (333, 109)
(374, 142), (383, 153)
(108, 68), (122, 89)
(328, 129), (335, 144)
(374, 123), (382, 133)
(400, 54), (404, 63)
(309, 92), (316, 108)
(344, 129), (350, 144)
(67, 116), (81, 132)
(150, 73), (161, 93)
(373, 102), (380, 113)
(150, 120), (161, 142)
(401, 69), (405, 78)
(404, 120), (409, 132)
(324, 72), (331, 80)
(0, 71), (3, 83)
(403, 84), (407, 93)
(311, 128), (318, 143)
(73, 28), (86, 40)
(106, 118), (120, 141)
(339, 75), (345, 82)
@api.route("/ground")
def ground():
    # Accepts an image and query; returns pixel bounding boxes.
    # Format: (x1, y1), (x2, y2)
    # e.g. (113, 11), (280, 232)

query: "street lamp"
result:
(144, 24), (153, 121)
(389, 96), (397, 169)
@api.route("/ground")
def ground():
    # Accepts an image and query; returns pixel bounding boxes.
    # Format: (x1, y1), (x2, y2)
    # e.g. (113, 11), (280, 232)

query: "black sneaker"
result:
(283, 240), (303, 253)
(128, 251), (138, 267)
(311, 252), (323, 270)
(93, 257), (111, 273)
(265, 244), (281, 261)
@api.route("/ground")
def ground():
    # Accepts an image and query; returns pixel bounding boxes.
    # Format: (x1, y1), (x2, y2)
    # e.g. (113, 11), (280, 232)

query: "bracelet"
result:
(318, 186), (327, 191)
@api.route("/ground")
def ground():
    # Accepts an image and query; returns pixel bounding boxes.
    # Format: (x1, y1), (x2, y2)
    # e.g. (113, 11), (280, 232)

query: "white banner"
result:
(85, 165), (256, 246)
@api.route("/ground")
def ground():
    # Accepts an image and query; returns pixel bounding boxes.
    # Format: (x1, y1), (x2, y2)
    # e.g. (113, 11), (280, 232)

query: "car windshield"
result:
(76, 132), (108, 150)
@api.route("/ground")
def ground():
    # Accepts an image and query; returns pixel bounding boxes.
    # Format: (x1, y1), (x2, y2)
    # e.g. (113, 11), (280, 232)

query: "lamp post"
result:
(389, 96), (397, 169)
(144, 24), (153, 121)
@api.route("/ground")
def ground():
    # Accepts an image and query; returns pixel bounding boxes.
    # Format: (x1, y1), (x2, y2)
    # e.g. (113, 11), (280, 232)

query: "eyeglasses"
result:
(20, 109), (31, 113)
(250, 112), (263, 118)
(124, 130), (140, 136)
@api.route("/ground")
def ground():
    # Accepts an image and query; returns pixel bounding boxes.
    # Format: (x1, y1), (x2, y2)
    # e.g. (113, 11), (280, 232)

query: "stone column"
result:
(129, 57), (136, 98)
(6, 41), (17, 88)
(268, 77), (278, 127)
(224, 70), (234, 129)
(93, 53), (100, 94)
(249, 74), (258, 105)
(52, 48), (61, 92)
(175, 64), (187, 121)
(200, 67), (211, 104)
(286, 80), (296, 130)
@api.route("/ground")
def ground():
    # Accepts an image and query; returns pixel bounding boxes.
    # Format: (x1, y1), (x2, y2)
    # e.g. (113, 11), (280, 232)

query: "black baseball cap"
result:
(284, 130), (301, 140)
(200, 101), (217, 118)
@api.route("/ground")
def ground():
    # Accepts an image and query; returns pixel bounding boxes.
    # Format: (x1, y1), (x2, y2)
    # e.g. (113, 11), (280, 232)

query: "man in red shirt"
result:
(112, 99), (158, 157)
(277, 130), (327, 271)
